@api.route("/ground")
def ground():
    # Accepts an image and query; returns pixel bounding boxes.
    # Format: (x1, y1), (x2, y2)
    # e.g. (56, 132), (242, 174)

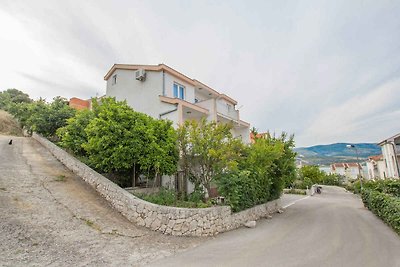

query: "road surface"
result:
(149, 186), (400, 267)
(0, 136), (205, 266)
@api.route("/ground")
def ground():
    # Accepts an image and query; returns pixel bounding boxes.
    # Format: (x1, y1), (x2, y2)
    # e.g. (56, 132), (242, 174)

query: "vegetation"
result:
(216, 133), (296, 212)
(138, 188), (212, 208)
(82, 98), (178, 186)
(0, 89), (32, 110)
(291, 165), (343, 189)
(360, 179), (400, 235)
(177, 118), (242, 197)
(177, 122), (296, 212)
(56, 109), (94, 155)
(0, 110), (23, 136)
(4, 93), (76, 139)
(3, 88), (298, 211)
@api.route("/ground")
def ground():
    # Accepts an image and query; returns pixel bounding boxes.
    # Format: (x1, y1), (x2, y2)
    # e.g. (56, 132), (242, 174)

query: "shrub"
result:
(363, 179), (400, 197)
(139, 187), (212, 208)
(361, 189), (400, 235)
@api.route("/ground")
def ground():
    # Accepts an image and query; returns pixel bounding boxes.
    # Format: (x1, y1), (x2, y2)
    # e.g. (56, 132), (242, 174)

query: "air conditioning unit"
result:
(135, 69), (146, 81)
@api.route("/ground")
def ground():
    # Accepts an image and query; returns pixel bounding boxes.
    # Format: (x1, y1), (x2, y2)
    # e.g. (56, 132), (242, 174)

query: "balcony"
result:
(194, 98), (239, 121)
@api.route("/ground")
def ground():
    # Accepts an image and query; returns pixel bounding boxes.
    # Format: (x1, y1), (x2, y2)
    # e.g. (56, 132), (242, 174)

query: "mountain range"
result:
(294, 143), (381, 166)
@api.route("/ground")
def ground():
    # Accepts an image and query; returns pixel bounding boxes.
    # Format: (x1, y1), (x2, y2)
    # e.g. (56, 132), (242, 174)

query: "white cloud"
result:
(1, 0), (400, 147)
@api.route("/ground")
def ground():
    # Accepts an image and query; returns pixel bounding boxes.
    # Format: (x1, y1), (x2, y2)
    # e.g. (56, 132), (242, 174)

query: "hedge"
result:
(361, 189), (400, 235)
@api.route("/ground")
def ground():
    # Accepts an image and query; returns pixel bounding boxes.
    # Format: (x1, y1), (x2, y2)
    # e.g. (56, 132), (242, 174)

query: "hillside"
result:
(0, 110), (23, 136)
(295, 143), (381, 165)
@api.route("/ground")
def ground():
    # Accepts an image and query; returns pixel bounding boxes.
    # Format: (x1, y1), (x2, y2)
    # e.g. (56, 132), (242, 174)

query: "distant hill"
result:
(294, 143), (381, 165)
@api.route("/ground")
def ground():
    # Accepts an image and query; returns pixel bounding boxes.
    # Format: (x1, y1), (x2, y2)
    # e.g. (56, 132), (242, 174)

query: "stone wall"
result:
(32, 133), (281, 236)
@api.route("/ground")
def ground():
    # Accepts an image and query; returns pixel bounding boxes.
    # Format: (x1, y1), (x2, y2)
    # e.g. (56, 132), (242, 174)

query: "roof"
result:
(250, 132), (270, 143)
(104, 63), (238, 105)
(378, 132), (400, 146)
(368, 155), (383, 161)
(331, 162), (361, 170)
(69, 97), (90, 110)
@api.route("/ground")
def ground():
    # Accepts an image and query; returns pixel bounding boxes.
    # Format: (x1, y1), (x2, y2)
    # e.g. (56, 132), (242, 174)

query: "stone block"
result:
(244, 221), (256, 228)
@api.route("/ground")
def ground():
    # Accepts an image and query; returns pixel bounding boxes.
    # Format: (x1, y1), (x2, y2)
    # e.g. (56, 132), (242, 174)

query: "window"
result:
(112, 74), (117, 85)
(173, 83), (185, 100)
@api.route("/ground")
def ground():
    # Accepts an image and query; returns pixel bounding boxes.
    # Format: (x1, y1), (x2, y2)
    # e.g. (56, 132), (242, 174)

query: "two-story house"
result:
(104, 64), (250, 143)
(330, 162), (362, 181)
(366, 155), (388, 179)
(378, 133), (400, 178)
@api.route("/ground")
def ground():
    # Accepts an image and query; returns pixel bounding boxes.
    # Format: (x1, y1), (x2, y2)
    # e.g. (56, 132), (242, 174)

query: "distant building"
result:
(69, 97), (91, 110)
(378, 133), (400, 178)
(330, 163), (361, 181)
(366, 155), (388, 179)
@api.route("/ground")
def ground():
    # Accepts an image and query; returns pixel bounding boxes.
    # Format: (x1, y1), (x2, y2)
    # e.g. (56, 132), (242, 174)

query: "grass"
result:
(54, 175), (67, 182)
(0, 110), (23, 136)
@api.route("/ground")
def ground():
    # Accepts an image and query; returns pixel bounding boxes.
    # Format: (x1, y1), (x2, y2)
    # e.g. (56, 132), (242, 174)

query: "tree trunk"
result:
(132, 163), (136, 187)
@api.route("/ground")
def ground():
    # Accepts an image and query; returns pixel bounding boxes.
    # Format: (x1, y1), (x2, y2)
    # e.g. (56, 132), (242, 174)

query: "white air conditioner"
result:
(135, 69), (146, 81)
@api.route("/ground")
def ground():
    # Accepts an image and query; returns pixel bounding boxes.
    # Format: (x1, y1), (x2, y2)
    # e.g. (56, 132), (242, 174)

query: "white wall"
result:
(164, 72), (195, 103)
(106, 69), (178, 120)
(381, 143), (399, 178)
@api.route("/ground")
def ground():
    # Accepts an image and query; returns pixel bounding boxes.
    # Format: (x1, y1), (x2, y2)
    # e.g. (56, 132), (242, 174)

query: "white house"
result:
(378, 133), (400, 178)
(366, 155), (388, 180)
(330, 163), (361, 181)
(104, 64), (250, 143)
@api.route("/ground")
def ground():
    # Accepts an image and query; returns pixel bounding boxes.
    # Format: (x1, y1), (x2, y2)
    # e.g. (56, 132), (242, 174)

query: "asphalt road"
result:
(149, 186), (400, 267)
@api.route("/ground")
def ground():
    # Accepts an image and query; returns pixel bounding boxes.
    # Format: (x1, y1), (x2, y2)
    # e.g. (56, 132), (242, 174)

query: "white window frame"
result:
(173, 83), (185, 100)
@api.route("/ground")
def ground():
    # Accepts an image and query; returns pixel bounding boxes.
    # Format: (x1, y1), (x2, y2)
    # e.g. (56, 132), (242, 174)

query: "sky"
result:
(1, 0), (399, 147)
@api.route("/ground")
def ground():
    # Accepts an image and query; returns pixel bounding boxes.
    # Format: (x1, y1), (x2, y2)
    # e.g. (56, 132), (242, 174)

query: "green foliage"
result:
(56, 109), (94, 155)
(140, 187), (212, 208)
(322, 173), (344, 186)
(8, 96), (75, 138)
(361, 189), (400, 235)
(293, 165), (343, 189)
(32, 97), (76, 138)
(216, 133), (297, 212)
(177, 118), (242, 197)
(0, 88), (32, 110)
(83, 97), (178, 183)
(141, 187), (177, 206)
(362, 179), (400, 197)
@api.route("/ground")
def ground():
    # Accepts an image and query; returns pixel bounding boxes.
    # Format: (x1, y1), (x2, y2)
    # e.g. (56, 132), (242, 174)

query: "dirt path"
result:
(0, 135), (206, 266)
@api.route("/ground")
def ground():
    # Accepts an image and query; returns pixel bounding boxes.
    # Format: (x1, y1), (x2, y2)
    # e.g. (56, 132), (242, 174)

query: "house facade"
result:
(378, 133), (400, 178)
(330, 163), (361, 181)
(104, 64), (250, 143)
(366, 155), (388, 179)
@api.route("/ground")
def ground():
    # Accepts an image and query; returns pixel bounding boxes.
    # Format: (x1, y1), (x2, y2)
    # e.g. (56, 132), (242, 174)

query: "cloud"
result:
(298, 78), (400, 146)
(1, 0), (400, 147)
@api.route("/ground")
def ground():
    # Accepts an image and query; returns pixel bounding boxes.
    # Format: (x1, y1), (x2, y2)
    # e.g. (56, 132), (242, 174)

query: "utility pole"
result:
(347, 144), (363, 190)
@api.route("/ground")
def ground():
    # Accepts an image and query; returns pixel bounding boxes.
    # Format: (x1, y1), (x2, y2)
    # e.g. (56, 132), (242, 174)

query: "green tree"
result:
(0, 89), (32, 110)
(28, 97), (76, 138)
(83, 97), (178, 186)
(299, 165), (325, 187)
(56, 109), (94, 155)
(177, 118), (242, 197)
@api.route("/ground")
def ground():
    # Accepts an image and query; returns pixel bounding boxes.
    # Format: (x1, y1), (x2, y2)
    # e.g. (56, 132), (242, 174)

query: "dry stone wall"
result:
(33, 133), (281, 236)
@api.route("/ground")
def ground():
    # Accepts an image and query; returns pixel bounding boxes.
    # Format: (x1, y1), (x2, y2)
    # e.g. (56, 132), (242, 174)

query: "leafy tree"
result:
(0, 89), (32, 110)
(28, 97), (76, 138)
(83, 97), (178, 186)
(298, 165), (325, 187)
(56, 109), (94, 155)
(177, 118), (242, 197)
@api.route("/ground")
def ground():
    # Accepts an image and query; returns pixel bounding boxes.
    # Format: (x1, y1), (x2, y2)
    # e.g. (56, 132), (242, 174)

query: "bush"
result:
(363, 179), (400, 197)
(139, 187), (211, 208)
(216, 133), (296, 212)
(361, 189), (400, 235)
